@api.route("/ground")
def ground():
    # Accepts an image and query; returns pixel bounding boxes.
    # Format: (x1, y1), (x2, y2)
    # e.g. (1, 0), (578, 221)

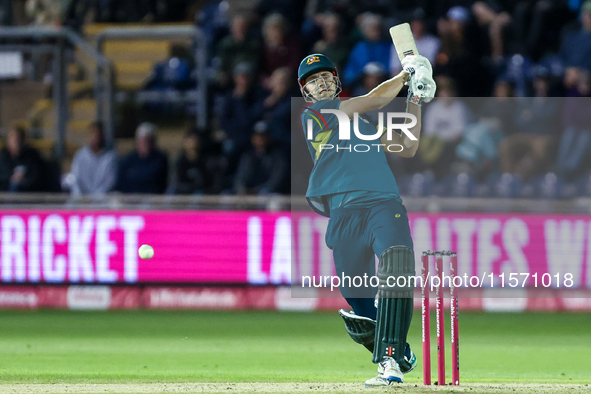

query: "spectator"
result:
(0, 0), (12, 25)
(234, 122), (287, 195)
(311, 13), (353, 72)
(512, 0), (571, 61)
(142, 0), (191, 23)
(254, 0), (306, 29)
(195, 0), (230, 54)
(437, 6), (472, 58)
(70, 122), (117, 195)
(430, 0), (476, 20)
(568, 0), (587, 12)
(516, 72), (560, 137)
(343, 13), (391, 87)
(352, 62), (387, 97)
(263, 67), (294, 151)
(563, 66), (581, 91)
(480, 79), (517, 135)
(173, 130), (213, 194)
(63, 0), (98, 30)
(472, 1), (513, 63)
(382, 1), (431, 22)
(65, 0), (154, 25)
(144, 47), (193, 92)
(25, 0), (61, 25)
(219, 62), (266, 165)
(263, 67), (295, 152)
(455, 121), (504, 181)
(498, 74), (560, 180)
(456, 79), (515, 180)
(555, 69), (591, 179)
(417, 76), (472, 178)
(436, 6), (492, 96)
(455, 79), (516, 180)
(0, 126), (46, 192)
(117, 122), (168, 194)
(390, 11), (441, 75)
(259, 13), (301, 84)
(216, 14), (262, 88)
(560, 0), (591, 70)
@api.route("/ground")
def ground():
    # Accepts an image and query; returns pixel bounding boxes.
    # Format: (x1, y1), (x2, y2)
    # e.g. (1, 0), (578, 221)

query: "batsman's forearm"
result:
(402, 101), (421, 153)
(367, 71), (409, 101)
(339, 71), (410, 118)
(379, 101), (422, 158)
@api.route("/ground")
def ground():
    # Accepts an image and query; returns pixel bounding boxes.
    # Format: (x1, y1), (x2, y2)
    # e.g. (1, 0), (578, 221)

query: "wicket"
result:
(421, 250), (459, 386)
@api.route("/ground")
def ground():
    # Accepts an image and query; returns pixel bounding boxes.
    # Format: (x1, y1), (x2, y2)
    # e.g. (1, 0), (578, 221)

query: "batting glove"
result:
(407, 68), (436, 105)
(401, 55), (433, 81)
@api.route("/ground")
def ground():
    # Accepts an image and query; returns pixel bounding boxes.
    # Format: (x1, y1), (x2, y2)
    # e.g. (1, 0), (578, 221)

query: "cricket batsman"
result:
(298, 53), (436, 386)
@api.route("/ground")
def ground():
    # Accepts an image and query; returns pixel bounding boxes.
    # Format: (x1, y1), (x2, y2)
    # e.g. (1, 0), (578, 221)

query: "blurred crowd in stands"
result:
(2, 0), (591, 198)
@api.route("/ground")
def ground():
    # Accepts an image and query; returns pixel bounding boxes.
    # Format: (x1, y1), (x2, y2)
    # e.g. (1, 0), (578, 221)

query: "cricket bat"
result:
(389, 23), (419, 61)
(389, 23), (424, 90)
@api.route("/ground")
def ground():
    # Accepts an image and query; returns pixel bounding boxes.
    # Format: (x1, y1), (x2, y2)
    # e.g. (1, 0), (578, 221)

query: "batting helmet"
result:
(297, 54), (338, 85)
(298, 54), (341, 102)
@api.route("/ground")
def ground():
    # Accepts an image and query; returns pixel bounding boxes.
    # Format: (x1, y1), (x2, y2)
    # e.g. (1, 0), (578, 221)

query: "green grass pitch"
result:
(0, 309), (590, 385)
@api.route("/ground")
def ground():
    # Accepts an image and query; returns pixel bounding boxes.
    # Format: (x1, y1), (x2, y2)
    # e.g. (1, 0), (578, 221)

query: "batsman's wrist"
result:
(407, 88), (423, 106)
(398, 70), (411, 84)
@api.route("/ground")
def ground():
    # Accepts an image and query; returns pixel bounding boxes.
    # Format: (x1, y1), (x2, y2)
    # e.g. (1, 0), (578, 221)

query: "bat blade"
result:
(390, 23), (425, 90)
(389, 23), (419, 61)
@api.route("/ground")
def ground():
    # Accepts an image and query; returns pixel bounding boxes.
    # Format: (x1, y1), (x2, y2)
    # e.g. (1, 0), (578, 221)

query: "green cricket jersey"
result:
(300, 99), (402, 217)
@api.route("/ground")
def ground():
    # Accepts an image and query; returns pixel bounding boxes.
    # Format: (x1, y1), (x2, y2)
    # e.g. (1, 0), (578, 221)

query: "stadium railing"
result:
(0, 26), (113, 156)
(95, 25), (208, 131)
(1, 193), (590, 213)
(0, 25), (208, 158)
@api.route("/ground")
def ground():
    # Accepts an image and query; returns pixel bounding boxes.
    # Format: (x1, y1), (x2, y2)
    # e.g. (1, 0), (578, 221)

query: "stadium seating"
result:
(105, 40), (171, 90)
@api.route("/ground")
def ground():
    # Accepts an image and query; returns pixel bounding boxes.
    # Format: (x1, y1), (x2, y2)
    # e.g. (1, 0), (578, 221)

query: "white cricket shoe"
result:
(378, 357), (404, 383)
(364, 357), (404, 386)
(377, 344), (417, 375)
(364, 375), (397, 387)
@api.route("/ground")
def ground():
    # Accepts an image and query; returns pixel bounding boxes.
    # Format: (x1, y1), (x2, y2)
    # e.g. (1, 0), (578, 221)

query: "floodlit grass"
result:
(0, 310), (589, 384)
